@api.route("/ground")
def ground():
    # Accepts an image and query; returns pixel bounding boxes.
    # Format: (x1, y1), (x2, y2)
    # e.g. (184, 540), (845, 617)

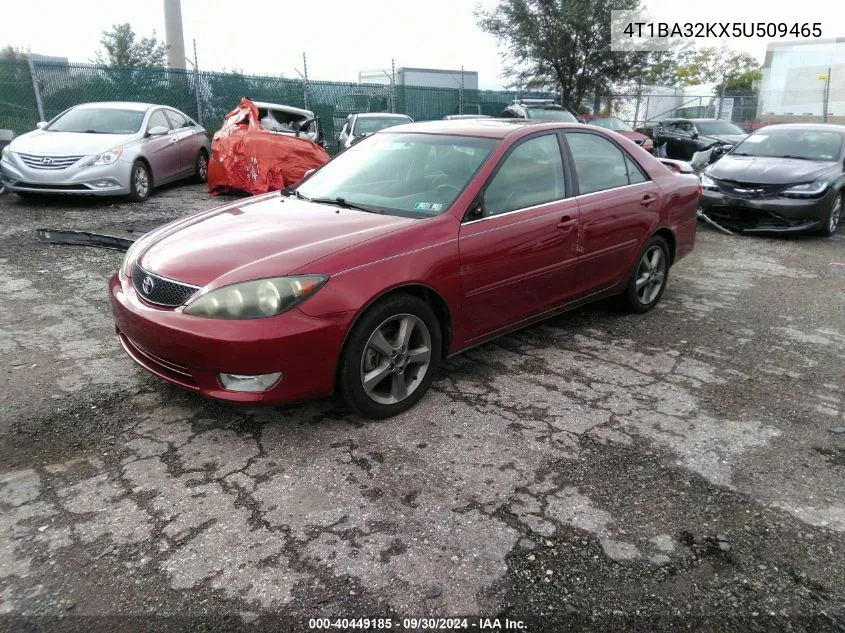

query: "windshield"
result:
(296, 133), (497, 217)
(527, 108), (578, 122)
(47, 107), (145, 134)
(590, 117), (632, 132)
(353, 117), (411, 135)
(695, 121), (745, 136)
(731, 128), (844, 161)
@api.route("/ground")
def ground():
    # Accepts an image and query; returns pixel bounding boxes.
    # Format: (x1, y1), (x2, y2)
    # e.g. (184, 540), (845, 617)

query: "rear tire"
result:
(128, 160), (152, 202)
(819, 192), (842, 237)
(622, 235), (670, 313)
(337, 294), (441, 419)
(194, 150), (209, 183)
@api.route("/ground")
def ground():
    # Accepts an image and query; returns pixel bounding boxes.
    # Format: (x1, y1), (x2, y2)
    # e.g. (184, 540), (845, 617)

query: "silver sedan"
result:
(0, 102), (210, 202)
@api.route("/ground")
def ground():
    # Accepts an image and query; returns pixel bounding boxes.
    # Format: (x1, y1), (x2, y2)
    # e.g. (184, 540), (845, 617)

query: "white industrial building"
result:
(358, 67), (479, 90)
(757, 38), (845, 123)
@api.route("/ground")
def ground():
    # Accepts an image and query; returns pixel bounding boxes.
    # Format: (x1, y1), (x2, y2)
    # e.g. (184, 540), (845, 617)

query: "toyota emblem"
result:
(142, 276), (155, 295)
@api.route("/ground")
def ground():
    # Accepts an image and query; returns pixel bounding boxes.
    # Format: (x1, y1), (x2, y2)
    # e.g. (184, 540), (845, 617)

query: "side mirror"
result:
(35, 121), (48, 130)
(147, 126), (169, 137)
(691, 131), (699, 139)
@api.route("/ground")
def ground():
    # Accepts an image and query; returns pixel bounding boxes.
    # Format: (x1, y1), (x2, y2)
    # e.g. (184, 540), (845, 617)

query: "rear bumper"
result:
(109, 273), (354, 404)
(0, 155), (132, 195)
(699, 188), (833, 234)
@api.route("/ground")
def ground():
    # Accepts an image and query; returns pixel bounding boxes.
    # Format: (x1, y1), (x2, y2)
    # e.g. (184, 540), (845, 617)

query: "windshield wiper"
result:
(776, 154), (815, 161)
(279, 187), (311, 201)
(308, 197), (383, 214)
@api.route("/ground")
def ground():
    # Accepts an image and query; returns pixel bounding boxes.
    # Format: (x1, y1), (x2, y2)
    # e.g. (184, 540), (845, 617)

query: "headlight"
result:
(700, 173), (718, 190)
(183, 275), (328, 319)
(0, 146), (10, 162)
(89, 146), (124, 166)
(781, 181), (828, 198)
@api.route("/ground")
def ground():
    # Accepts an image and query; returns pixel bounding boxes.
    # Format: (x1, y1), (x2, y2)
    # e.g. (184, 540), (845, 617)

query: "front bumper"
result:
(698, 188), (834, 234)
(0, 154), (132, 196)
(109, 273), (354, 404)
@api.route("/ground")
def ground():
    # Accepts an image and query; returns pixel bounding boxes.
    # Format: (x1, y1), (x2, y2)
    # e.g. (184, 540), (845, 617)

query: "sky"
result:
(1, 0), (842, 90)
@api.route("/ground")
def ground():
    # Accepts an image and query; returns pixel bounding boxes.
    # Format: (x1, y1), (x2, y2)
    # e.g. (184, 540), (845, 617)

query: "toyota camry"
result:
(109, 119), (700, 418)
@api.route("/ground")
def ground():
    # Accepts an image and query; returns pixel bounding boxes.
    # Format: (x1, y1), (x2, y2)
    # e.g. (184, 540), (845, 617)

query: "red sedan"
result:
(109, 120), (699, 418)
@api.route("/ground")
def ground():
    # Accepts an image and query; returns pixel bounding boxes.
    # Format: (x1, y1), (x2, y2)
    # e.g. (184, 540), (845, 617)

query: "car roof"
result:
(381, 118), (583, 139)
(252, 102), (314, 117)
(74, 102), (157, 112)
(355, 112), (412, 119)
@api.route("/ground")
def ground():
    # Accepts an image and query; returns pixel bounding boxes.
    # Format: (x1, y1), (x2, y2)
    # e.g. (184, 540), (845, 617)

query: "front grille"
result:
(132, 264), (200, 307)
(16, 182), (89, 191)
(715, 179), (785, 199)
(16, 152), (84, 170)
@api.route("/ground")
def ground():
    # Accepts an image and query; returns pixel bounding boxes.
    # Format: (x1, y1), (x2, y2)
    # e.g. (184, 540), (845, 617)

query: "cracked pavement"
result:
(1, 185), (844, 632)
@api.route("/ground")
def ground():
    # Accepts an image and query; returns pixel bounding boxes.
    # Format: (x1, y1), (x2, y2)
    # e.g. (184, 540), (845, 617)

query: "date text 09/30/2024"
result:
(308, 618), (528, 630)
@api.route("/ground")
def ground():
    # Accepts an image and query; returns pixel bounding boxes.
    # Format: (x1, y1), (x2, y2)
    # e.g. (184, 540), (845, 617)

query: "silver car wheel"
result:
(635, 245), (666, 305)
(829, 195), (842, 234)
(134, 165), (150, 198)
(360, 313), (432, 405)
(197, 153), (208, 181)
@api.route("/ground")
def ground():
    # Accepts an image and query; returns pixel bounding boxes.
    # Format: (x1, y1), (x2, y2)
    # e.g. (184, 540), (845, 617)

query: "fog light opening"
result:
(218, 372), (282, 393)
(93, 179), (118, 188)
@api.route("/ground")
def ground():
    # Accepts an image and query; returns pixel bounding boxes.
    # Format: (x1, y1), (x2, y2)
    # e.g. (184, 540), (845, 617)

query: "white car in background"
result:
(337, 113), (414, 153)
(0, 102), (210, 202)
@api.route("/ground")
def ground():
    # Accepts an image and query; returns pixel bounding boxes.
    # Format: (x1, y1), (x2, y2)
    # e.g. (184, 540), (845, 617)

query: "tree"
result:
(93, 23), (168, 68)
(476, 0), (667, 108)
(676, 47), (761, 93)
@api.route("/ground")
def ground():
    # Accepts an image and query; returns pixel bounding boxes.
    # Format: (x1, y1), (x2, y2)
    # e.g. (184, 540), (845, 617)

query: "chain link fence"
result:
(4, 59), (840, 149)
(0, 59), (554, 153)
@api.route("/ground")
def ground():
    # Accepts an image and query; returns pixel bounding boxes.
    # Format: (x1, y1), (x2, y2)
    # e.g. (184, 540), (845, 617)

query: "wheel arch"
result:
(653, 226), (677, 265)
(133, 155), (154, 188)
(333, 282), (453, 389)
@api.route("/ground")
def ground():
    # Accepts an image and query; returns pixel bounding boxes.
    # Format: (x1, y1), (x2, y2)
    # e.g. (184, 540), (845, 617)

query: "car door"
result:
(563, 130), (658, 295)
(143, 109), (181, 183)
(458, 132), (580, 341)
(164, 109), (200, 175)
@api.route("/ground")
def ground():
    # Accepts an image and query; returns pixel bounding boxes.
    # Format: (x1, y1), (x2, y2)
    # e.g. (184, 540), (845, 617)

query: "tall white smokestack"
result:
(163, 0), (186, 69)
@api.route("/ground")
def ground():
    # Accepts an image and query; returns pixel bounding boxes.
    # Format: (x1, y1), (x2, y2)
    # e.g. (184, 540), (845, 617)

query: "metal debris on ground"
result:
(36, 229), (138, 251)
(696, 210), (736, 236)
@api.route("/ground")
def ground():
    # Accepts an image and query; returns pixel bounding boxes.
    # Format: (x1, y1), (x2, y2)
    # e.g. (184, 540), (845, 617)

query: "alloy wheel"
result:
(829, 195), (842, 234)
(635, 245), (666, 305)
(360, 313), (432, 405)
(134, 166), (150, 198)
(197, 153), (208, 181)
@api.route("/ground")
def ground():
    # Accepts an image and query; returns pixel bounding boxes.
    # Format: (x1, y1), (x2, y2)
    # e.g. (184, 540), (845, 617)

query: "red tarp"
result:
(208, 98), (329, 196)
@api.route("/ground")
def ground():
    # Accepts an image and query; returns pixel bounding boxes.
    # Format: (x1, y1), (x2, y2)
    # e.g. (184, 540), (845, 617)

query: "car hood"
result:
(10, 129), (136, 156)
(708, 155), (838, 184)
(701, 133), (747, 146)
(139, 195), (416, 288)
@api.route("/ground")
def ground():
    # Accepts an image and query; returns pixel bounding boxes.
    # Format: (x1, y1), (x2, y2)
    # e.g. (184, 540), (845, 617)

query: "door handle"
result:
(557, 215), (577, 229)
(641, 194), (657, 206)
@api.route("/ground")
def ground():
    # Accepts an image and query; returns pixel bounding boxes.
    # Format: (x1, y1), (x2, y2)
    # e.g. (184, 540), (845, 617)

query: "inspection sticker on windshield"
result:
(430, 203), (443, 211)
(414, 202), (433, 210)
(745, 135), (767, 142)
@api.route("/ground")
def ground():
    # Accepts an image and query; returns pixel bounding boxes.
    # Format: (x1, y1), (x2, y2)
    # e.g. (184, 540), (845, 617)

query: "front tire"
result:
(128, 160), (152, 202)
(819, 192), (842, 237)
(623, 235), (670, 313)
(338, 294), (441, 419)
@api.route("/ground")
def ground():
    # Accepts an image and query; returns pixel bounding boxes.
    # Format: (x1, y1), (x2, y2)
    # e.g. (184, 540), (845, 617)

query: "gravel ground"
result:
(0, 184), (844, 633)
